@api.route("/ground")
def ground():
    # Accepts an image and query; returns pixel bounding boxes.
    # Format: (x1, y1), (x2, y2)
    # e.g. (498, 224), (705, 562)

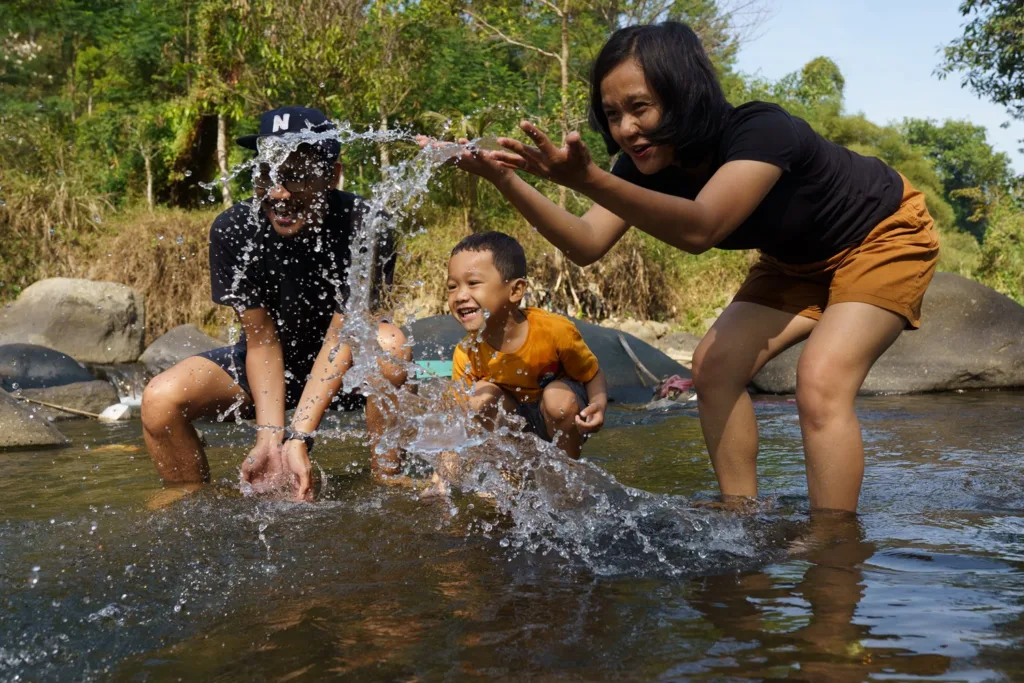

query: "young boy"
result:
(447, 231), (607, 458)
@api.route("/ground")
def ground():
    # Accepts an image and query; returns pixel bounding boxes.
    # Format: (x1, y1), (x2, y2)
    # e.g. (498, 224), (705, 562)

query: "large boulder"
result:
(405, 314), (689, 405)
(19, 380), (120, 421)
(0, 388), (69, 448)
(0, 343), (94, 391)
(752, 273), (1024, 394)
(139, 324), (224, 373)
(0, 278), (145, 364)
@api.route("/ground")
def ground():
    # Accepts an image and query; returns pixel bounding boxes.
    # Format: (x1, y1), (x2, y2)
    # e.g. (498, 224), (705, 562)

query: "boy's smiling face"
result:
(447, 249), (525, 332)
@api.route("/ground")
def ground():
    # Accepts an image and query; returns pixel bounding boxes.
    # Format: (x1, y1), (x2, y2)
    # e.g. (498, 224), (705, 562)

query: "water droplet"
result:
(184, 170), (193, 177)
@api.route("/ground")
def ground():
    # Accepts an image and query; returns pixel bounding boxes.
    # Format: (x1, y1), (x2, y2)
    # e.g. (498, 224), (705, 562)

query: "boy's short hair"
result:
(451, 231), (528, 281)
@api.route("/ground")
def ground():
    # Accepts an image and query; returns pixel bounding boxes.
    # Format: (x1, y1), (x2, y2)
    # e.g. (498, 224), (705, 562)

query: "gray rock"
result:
(0, 278), (145, 364)
(406, 314), (690, 405)
(0, 343), (95, 391)
(752, 273), (1024, 394)
(139, 324), (224, 373)
(0, 388), (69, 448)
(19, 380), (120, 421)
(657, 331), (703, 356)
(599, 318), (670, 345)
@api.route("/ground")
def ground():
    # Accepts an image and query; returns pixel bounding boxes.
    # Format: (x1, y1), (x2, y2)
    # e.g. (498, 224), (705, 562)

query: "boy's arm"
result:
(557, 323), (606, 433)
(576, 367), (608, 434)
(239, 308), (288, 483)
(284, 312), (353, 500)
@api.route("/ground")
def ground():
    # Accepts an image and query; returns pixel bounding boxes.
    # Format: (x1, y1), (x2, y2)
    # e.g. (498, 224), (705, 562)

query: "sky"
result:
(734, 0), (1024, 173)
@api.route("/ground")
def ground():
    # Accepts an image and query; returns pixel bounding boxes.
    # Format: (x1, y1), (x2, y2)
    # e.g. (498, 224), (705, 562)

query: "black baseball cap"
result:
(236, 106), (339, 154)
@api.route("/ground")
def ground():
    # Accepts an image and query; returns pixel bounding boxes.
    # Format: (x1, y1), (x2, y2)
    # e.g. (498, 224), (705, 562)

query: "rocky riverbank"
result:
(0, 272), (1021, 449)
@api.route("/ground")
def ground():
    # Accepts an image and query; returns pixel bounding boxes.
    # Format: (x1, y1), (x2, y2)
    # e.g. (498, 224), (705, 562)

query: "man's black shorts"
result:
(196, 343), (366, 420)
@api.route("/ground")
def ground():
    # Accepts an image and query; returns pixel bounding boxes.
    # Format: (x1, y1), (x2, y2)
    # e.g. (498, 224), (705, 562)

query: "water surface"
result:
(1, 392), (1022, 681)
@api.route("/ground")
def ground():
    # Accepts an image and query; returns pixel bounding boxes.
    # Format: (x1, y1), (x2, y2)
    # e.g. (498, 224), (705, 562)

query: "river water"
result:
(1, 390), (1021, 680)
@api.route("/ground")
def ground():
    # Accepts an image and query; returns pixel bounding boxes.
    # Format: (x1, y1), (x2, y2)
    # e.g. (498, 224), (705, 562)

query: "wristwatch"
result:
(284, 428), (316, 453)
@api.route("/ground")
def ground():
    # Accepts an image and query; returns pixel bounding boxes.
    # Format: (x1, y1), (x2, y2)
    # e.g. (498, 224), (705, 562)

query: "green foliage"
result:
(901, 118), (1016, 237)
(2, 0), (1023, 322)
(941, 0), (1024, 121)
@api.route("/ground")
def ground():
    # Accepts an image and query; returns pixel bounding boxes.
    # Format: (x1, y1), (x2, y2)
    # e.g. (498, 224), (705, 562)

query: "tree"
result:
(902, 118), (1016, 238)
(940, 0), (1024, 125)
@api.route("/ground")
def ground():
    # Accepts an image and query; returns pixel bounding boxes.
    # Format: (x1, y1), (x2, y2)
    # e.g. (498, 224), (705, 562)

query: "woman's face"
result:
(601, 59), (673, 174)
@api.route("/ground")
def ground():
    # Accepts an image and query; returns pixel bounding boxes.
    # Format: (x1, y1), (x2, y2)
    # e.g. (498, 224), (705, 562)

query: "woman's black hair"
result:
(588, 21), (731, 165)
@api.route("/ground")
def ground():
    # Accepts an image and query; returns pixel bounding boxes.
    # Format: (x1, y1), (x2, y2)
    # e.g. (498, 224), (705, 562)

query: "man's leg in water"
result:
(142, 356), (253, 487)
(367, 321), (415, 480)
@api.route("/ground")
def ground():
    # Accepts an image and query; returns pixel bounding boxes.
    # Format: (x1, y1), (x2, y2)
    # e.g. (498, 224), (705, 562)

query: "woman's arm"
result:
(495, 124), (782, 257)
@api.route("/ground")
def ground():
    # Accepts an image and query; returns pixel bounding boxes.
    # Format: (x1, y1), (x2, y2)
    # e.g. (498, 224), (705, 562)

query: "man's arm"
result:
(240, 308), (287, 429)
(238, 308), (289, 488)
(280, 312), (352, 500)
(289, 312), (352, 435)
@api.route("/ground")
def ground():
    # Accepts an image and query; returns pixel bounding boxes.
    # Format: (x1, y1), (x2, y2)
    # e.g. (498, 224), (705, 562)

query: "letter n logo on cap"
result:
(273, 114), (291, 133)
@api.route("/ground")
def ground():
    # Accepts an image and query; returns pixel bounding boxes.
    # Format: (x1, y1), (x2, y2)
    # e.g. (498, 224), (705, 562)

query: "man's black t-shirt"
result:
(611, 101), (904, 264)
(208, 189), (395, 374)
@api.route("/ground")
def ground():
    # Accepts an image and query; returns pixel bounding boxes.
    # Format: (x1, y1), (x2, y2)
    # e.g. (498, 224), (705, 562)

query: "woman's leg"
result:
(795, 302), (904, 512)
(691, 302), (817, 500)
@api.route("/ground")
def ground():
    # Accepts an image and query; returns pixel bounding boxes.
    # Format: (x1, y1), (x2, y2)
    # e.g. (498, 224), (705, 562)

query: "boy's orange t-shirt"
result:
(451, 308), (599, 403)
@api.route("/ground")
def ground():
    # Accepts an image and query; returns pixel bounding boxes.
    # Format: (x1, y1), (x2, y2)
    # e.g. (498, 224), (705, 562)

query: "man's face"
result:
(254, 145), (335, 237)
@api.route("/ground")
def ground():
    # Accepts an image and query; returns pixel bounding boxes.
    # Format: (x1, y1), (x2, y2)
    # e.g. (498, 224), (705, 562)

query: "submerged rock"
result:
(0, 343), (95, 391)
(0, 278), (145, 364)
(405, 314), (690, 405)
(0, 388), (69, 448)
(139, 324), (224, 373)
(19, 380), (120, 421)
(753, 273), (1024, 394)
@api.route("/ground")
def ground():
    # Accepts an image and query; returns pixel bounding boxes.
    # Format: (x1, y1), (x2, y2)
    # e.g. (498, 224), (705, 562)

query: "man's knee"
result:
(376, 321), (411, 387)
(141, 374), (184, 432)
(540, 382), (580, 423)
(377, 322), (412, 360)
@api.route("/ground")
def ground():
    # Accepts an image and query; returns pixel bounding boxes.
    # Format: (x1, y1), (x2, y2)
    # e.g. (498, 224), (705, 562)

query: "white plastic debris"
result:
(97, 403), (132, 423)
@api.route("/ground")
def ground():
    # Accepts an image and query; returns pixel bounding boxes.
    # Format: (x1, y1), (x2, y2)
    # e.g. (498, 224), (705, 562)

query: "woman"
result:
(432, 21), (938, 512)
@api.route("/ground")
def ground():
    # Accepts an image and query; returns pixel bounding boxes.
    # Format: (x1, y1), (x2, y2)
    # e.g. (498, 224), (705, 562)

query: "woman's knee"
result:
(540, 382), (580, 423)
(691, 336), (748, 395)
(795, 351), (847, 427)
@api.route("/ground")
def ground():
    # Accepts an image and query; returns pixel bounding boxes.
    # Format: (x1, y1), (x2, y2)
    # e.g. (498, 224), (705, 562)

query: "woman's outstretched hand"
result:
(414, 135), (523, 184)
(495, 121), (596, 190)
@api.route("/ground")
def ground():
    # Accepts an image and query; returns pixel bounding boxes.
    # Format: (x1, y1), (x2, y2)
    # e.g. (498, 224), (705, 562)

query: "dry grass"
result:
(65, 207), (231, 344)
(391, 209), (753, 333)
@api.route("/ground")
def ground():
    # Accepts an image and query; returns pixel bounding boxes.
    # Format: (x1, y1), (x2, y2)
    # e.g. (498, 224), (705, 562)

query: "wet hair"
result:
(588, 21), (731, 164)
(296, 140), (341, 167)
(450, 231), (527, 281)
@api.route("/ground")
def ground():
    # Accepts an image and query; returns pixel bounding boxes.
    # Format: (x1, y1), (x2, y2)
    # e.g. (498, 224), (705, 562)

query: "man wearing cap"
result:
(141, 106), (410, 501)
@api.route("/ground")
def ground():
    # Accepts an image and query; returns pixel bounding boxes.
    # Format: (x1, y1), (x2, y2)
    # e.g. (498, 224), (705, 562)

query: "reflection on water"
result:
(1, 392), (1022, 680)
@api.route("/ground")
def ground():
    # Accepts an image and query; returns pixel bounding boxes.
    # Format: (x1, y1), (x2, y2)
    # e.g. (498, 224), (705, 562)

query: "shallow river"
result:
(1, 391), (1022, 681)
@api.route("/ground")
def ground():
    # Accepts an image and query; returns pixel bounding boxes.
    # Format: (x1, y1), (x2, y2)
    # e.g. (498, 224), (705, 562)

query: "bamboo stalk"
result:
(617, 334), (661, 386)
(17, 396), (101, 419)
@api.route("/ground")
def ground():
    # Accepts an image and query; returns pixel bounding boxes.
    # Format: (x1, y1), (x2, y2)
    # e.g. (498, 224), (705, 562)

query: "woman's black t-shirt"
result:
(610, 101), (904, 264)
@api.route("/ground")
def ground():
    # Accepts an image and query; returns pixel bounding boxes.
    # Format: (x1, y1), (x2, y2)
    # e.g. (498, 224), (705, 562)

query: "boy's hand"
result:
(281, 439), (314, 502)
(575, 401), (605, 434)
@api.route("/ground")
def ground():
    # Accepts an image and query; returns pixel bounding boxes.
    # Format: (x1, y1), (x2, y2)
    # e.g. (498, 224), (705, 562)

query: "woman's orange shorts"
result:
(732, 174), (940, 329)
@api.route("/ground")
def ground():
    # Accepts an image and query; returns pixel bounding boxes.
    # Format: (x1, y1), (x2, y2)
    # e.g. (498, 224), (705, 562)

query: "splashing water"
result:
(204, 121), (789, 577)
